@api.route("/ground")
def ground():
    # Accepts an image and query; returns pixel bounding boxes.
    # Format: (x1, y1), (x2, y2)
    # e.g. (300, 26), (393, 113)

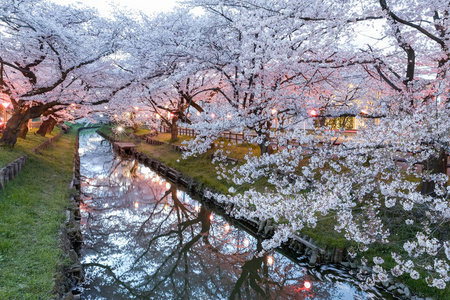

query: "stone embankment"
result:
(58, 127), (88, 300)
(0, 155), (27, 190)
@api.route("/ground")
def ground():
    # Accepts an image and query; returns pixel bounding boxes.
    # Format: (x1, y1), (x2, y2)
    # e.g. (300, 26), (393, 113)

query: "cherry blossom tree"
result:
(180, 0), (450, 291)
(0, 0), (122, 146)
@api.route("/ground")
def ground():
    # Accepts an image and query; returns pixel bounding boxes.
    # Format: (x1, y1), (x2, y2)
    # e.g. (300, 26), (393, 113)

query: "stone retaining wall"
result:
(0, 155), (27, 189)
(59, 127), (93, 300)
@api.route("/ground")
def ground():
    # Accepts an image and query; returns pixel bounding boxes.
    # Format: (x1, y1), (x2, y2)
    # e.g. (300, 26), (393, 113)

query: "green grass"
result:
(0, 127), (76, 299)
(0, 128), (62, 168)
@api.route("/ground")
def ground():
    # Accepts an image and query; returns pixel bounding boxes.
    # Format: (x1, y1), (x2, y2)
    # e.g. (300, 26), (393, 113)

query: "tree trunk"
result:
(0, 114), (29, 147)
(420, 148), (447, 196)
(18, 122), (29, 139)
(37, 117), (57, 137)
(170, 118), (178, 141)
(0, 101), (57, 147)
(46, 119), (57, 134)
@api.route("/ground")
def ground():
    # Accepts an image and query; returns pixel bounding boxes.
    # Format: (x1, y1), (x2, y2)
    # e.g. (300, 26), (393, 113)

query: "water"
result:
(78, 131), (392, 299)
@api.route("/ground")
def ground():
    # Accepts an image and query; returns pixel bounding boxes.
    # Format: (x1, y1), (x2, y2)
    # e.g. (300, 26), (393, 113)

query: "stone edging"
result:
(32, 131), (64, 154)
(0, 155), (28, 190)
(58, 127), (98, 300)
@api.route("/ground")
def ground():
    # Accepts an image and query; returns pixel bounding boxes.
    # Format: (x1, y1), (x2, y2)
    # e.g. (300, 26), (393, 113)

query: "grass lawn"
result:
(0, 127), (76, 299)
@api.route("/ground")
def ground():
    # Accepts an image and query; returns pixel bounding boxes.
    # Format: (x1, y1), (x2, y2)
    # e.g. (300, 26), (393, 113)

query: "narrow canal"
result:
(78, 130), (392, 299)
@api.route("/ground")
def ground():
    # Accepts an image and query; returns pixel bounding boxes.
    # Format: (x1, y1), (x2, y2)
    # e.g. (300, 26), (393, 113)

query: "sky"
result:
(52, 0), (181, 16)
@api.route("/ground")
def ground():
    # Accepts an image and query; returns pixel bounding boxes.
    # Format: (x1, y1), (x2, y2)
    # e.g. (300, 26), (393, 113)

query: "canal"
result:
(78, 130), (391, 299)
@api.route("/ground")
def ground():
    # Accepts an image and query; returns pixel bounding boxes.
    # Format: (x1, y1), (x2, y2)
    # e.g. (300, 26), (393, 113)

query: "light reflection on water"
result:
(79, 131), (389, 299)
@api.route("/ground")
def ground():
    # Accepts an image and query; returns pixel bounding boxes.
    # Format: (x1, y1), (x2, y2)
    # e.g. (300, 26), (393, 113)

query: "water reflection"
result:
(79, 131), (388, 299)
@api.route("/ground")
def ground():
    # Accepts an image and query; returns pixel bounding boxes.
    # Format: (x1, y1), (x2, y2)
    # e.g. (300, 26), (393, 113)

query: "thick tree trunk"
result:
(47, 119), (57, 134)
(0, 101), (57, 147)
(37, 117), (57, 137)
(0, 114), (29, 147)
(18, 122), (29, 139)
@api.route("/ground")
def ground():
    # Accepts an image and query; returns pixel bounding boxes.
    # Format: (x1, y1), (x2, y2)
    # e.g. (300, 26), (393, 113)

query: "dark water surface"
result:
(78, 131), (390, 299)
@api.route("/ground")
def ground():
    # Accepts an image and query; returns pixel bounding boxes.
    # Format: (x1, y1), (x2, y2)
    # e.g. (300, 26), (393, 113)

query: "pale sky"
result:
(52, 0), (181, 16)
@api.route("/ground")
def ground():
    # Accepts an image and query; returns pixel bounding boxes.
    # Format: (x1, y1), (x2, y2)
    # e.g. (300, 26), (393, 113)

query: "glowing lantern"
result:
(134, 202), (139, 209)
(267, 256), (274, 266)
(271, 108), (277, 115)
(165, 182), (171, 190)
(309, 109), (318, 117)
(224, 223), (230, 232)
(304, 281), (311, 289)
(209, 214), (214, 221)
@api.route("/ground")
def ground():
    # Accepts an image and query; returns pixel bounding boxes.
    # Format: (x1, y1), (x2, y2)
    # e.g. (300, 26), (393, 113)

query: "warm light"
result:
(227, 113), (232, 119)
(114, 172), (118, 178)
(134, 202), (139, 209)
(361, 109), (368, 115)
(267, 256), (274, 266)
(104, 106), (108, 109)
(224, 223), (230, 232)
(271, 108), (277, 115)
(194, 204), (200, 212)
(209, 214), (214, 221)
(211, 113), (215, 118)
(196, 112), (200, 116)
(164, 204), (170, 211)
(134, 106), (139, 111)
(117, 126), (124, 132)
(70, 103), (76, 108)
(155, 114), (160, 119)
(168, 112), (173, 118)
(243, 238), (250, 247)
(309, 109), (318, 117)
(165, 182), (171, 190)
(304, 281), (311, 289)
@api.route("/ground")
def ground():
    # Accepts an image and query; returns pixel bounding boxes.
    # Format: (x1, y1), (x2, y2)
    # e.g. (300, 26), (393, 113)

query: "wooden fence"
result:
(159, 125), (450, 175)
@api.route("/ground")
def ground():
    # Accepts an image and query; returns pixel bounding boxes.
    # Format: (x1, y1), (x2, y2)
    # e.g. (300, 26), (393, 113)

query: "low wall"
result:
(0, 155), (28, 190)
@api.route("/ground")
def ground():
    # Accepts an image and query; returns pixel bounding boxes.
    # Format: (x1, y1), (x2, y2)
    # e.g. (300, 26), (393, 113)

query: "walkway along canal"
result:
(77, 129), (393, 299)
